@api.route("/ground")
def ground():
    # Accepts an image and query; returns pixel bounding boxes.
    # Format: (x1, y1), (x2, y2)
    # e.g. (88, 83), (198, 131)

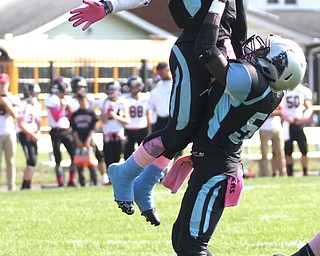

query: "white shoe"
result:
(101, 173), (110, 185)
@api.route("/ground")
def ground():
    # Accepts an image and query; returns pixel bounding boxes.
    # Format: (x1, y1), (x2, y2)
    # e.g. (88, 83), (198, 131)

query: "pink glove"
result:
(69, 0), (107, 31)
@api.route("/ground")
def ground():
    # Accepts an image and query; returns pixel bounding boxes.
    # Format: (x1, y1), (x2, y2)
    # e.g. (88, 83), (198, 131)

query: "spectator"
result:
(0, 73), (20, 191)
(97, 80), (129, 169)
(150, 62), (172, 132)
(17, 83), (42, 189)
(282, 83), (313, 176)
(44, 76), (77, 187)
(259, 105), (286, 176)
(123, 76), (152, 160)
(71, 76), (109, 185)
(70, 90), (99, 187)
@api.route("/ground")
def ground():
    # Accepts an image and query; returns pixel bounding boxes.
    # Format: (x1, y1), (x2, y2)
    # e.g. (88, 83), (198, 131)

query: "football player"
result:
(17, 83), (42, 189)
(70, 76), (110, 185)
(170, 1), (306, 253)
(97, 80), (130, 168)
(44, 76), (77, 187)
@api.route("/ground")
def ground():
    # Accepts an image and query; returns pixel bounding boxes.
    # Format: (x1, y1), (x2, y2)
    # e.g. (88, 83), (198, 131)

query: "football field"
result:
(0, 176), (319, 256)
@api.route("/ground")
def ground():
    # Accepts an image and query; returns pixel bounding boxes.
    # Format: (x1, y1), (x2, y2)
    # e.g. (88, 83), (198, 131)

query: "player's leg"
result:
(50, 129), (64, 186)
(259, 130), (271, 176)
(88, 166), (98, 186)
(123, 130), (136, 160)
(94, 145), (109, 185)
(133, 156), (172, 226)
(295, 128), (308, 176)
(172, 159), (227, 255)
(284, 137), (294, 176)
(77, 166), (85, 187)
(109, 37), (211, 214)
(61, 130), (77, 186)
(272, 127), (286, 176)
(22, 140), (37, 189)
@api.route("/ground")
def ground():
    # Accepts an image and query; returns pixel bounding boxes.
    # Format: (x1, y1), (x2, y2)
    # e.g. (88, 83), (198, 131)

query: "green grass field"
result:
(0, 176), (319, 255)
(0, 145), (319, 255)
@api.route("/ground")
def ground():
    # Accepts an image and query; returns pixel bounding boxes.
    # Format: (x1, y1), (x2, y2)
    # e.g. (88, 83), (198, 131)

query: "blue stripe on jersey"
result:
(172, 45), (191, 130)
(226, 63), (252, 102)
(190, 174), (227, 238)
(182, 0), (201, 17)
(208, 93), (231, 139)
(242, 86), (272, 105)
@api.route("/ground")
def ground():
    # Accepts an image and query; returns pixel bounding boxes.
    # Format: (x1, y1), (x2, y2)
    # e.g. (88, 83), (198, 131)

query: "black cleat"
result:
(116, 201), (135, 215)
(141, 208), (161, 226)
(67, 181), (78, 187)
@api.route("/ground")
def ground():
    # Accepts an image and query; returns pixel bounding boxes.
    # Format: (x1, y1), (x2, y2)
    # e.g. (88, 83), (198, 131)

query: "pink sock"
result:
(153, 156), (171, 169)
(133, 144), (157, 168)
(309, 232), (320, 256)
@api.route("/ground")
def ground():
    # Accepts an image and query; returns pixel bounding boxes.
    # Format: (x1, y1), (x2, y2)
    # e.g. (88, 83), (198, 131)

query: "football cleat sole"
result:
(141, 208), (160, 226)
(116, 201), (135, 215)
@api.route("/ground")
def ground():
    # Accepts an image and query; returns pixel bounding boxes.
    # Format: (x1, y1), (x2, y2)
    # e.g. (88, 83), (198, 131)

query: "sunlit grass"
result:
(0, 176), (319, 255)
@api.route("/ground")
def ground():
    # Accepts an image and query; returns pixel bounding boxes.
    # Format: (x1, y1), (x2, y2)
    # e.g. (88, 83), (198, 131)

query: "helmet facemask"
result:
(242, 34), (306, 91)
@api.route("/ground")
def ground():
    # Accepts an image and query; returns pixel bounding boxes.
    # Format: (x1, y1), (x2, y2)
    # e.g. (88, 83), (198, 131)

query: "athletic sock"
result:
(287, 164), (293, 176)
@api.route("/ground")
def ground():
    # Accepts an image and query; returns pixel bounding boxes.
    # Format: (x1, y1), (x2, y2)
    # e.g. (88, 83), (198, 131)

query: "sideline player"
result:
(281, 83), (313, 176)
(17, 83), (42, 189)
(44, 76), (77, 187)
(70, 76), (110, 185)
(97, 80), (129, 168)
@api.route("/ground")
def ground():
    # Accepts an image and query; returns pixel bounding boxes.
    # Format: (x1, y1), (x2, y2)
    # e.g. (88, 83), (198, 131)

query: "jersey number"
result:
(286, 95), (300, 108)
(129, 106), (144, 118)
(229, 112), (268, 144)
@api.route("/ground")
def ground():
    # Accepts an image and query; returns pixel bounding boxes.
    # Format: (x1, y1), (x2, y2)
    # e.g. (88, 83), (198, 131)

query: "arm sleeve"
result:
(108, 0), (151, 13)
(230, 0), (247, 58)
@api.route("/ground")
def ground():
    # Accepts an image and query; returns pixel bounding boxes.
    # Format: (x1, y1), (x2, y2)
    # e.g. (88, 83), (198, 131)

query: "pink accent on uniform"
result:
(224, 38), (236, 60)
(48, 107), (65, 122)
(67, 110), (73, 120)
(309, 232), (320, 256)
(57, 176), (64, 185)
(162, 155), (193, 194)
(143, 136), (166, 158)
(69, 0), (107, 31)
(133, 144), (157, 168)
(0, 73), (9, 83)
(69, 171), (77, 182)
(224, 169), (244, 207)
(153, 156), (171, 169)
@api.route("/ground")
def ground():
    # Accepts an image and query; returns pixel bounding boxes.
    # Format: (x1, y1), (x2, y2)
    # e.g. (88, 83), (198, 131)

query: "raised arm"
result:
(195, 0), (229, 86)
(69, 0), (151, 31)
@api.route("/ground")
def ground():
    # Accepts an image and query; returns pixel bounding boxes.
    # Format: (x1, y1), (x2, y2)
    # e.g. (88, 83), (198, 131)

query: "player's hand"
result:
(69, 0), (107, 31)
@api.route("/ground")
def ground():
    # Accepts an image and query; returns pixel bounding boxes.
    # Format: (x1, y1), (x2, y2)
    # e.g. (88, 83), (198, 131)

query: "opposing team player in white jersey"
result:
(281, 83), (313, 176)
(96, 80), (130, 168)
(122, 76), (152, 160)
(16, 83), (42, 189)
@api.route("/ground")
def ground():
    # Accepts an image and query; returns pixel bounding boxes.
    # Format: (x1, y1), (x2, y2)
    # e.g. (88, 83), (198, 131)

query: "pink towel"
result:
(162, 155), (193, 194)
(224, 169), (244, 207)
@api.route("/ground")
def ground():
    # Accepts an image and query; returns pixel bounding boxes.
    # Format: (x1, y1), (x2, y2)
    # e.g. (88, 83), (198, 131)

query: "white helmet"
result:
(242, 34), (307, 91)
